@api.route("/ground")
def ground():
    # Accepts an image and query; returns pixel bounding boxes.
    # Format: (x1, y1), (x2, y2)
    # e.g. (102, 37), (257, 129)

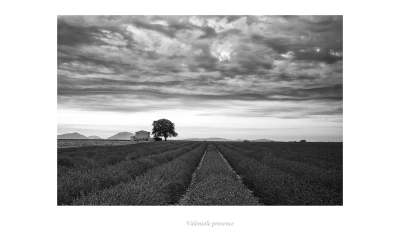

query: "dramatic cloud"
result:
(58, 15), (343, 141)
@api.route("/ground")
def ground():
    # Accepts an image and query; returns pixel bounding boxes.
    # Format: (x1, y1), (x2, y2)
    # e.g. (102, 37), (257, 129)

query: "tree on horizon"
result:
(151, 118), (178, 141)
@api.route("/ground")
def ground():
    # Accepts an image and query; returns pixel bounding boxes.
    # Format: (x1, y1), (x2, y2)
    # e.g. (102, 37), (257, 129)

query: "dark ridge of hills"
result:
(107, 132), (135, 140)
(87, 135), (103, 139)
(182, 137), (233, 141)
(57, 132), (88, 139)
(182, 138), (276, 142)
(251, 138), (275, 142)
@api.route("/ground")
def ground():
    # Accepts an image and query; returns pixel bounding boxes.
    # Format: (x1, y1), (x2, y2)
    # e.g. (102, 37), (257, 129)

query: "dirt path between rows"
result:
(215, 148), (259, 201)
(178, 145), (259, 205)
(177, 148), (208, 204)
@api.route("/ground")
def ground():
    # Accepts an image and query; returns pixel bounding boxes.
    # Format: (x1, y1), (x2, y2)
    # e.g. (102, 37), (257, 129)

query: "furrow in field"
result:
(58, 141), (192, 175)
(216, 144), (342, 205)
(228, 142), (342, 168)
(72, 143), (207, 205)
(179, 145), (259, 206)
(177, 148), (208, 204)
(220, 143), (342, 192)
(58, 142), (200, 205)
(222, 142), (342, 171)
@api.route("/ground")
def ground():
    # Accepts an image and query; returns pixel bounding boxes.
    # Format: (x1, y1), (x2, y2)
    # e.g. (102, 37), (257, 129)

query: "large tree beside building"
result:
(151, 118), (178, 141)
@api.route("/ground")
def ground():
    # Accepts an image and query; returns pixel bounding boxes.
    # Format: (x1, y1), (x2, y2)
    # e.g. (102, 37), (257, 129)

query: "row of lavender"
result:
(58, 141), (342, 205)
(215, 142), (343, 205)
(58, 141), (201, 205)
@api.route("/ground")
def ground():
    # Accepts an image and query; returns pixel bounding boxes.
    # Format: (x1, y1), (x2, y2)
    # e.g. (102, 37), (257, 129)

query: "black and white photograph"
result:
(57, 15), (343, 206)
(3, 1), (400, 249)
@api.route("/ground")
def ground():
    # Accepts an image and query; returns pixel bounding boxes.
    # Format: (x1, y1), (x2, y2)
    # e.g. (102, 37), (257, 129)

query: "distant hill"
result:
(87, 135), (102, 139)
(250, 138), (275, 142)
(107, 132), (135, 140)
(57, 132), (88, 139)
(183, 137), (233, 141)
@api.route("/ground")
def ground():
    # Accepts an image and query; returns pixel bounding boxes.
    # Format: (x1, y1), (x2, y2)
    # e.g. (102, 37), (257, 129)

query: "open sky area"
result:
(57, 15), (343, 141)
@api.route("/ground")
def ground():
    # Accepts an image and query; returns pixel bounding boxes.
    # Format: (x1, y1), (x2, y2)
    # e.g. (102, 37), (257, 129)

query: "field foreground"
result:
(57, 141), (343, 205)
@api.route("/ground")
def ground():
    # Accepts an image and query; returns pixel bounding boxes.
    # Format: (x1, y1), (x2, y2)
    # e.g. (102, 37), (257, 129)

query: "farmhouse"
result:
(130, 130), (153, 142)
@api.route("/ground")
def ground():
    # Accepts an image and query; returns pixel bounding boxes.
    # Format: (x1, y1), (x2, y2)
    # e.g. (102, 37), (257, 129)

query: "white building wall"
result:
(135, 131), (150, 141)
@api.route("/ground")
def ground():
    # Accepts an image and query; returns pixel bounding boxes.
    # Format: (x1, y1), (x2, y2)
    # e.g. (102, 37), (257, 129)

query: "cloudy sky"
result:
(57, 15), (342, 141)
